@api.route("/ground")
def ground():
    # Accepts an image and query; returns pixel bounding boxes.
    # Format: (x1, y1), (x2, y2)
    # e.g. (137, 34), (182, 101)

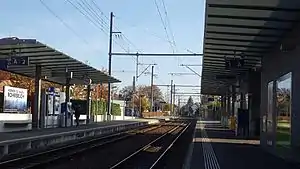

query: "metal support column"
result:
(86, 83), (91, 124)
(170, 80), (173, 115)
(178, 95), (180, 116)
(107, 12), (114, 121)
(173, 84), (176, 114)
(231, 86), (236, 116)
(132, 76), (136, 117)
(150, 65), (154, 112)
(33, 65), (42, 129)
(136, 55), (139, 81)
(240, 92), (245, 109)
(226, 94), (230, 114)
(65, 69), (72, 127)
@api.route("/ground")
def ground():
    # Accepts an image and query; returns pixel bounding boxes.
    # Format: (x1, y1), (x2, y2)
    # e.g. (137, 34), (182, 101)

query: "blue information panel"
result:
(0, 60), (8, 70)
(7, 56), (29, 66)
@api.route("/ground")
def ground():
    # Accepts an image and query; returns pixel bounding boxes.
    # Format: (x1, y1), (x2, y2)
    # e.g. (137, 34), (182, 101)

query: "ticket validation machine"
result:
(41, 87), (66, 128)
(60, 102), (74, 127)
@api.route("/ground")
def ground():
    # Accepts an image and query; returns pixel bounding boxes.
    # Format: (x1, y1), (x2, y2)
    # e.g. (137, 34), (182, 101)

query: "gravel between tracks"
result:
(151, 120), (197, 169)
(40, 122), (183, 169)
(111, 125), (185, 169)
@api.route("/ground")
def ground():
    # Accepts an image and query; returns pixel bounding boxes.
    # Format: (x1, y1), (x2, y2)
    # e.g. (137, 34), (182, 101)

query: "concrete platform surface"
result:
(130, 118), (160, 124)
(0, 120), (136, 142)
(0, 120), (148, 160)
(186, 121), (300, 169)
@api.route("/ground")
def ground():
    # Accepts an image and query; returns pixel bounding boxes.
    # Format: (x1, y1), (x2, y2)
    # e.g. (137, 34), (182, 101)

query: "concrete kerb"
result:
(0, 122), (142, 145)
(0, 121), (147, 160)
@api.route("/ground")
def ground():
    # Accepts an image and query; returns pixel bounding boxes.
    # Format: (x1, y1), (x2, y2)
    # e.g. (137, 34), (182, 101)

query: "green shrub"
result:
(91, 99), (106, 115)
(111, 103), (121, 116)
(91, 99), (121, 116)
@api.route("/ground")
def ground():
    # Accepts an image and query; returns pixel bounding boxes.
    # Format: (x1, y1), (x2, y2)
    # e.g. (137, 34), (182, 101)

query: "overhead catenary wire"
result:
(84, 1), (145, 67)
(68, 0), (107, 33)
(115, 16), (192, 52)
(39, 0), (89, 45)
(43, 1), (198, 96)
(81, 1), (154, 83)
(40, 1), (181, 100)
(160, 0), (177, 52)
(65, 0), (130, 53)
(68, 0), (128, 53)
(67, 0), (145, 85)
(88, 1), (142, 55)
(117, 12), (199, 94)
(80, 0), (109, 30)
(153, 0), (175, 53)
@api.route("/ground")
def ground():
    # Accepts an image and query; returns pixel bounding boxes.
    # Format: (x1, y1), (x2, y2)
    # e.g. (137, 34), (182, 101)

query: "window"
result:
(266, 81), (274, 145)
(276, 72), (292, 147)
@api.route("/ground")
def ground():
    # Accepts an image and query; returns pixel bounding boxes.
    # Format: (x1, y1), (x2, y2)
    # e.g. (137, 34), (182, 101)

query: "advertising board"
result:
(3, 86), (28, 113)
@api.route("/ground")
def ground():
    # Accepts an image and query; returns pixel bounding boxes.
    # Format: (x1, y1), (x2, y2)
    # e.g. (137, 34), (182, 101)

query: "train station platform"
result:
(185, 121), (300, 169)
(0, 120), (154, 161)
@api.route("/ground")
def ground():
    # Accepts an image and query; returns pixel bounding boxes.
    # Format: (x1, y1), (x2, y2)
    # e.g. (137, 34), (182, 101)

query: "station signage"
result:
(225, 58), (244, 70)
(7, 56), (29, 66)
(84, 78), (92, 85)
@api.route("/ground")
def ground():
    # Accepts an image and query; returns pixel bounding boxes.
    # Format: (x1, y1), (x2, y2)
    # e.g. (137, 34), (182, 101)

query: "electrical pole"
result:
(173, 84), (176, 114)
(170, 80), (173, 115)
(135, 54), (139, 117)
(136, 54), (139, 81)
(132, 76), (136, 118)
(150, 65), (154, 112)
(178, 95), (181, 116)
(107, 12), (114, 121)
(107, 12), (121, 121)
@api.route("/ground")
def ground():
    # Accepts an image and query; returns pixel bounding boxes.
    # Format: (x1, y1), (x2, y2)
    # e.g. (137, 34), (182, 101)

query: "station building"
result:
(201, 0), (300, 159)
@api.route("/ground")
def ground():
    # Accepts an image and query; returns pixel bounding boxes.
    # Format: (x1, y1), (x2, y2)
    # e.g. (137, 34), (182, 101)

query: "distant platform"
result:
(0, 120), (151, 161)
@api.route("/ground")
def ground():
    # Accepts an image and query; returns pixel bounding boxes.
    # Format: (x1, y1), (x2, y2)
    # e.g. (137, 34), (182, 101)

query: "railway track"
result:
(110, 122), (191, 169)
(0, 120), (194, 169)
(0, 124), (160, 169)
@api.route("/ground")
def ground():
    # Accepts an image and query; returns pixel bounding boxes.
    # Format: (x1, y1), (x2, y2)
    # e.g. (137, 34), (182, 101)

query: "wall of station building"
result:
(260, 22), (300, 152)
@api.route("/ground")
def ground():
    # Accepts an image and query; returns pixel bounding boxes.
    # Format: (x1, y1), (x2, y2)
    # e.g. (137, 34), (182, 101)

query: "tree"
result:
(140, 96), (150, 113)
(71, 83), (109, 101)
(119, 85), (134, 101)
(163, 104), (171, 111)
(71, 85), (86, 100)
(179, 96), (199, 116)
(0, 70), (11, 80)
(187, 96), (194, 106)
(180, 105), (188, 116)
(137, 85), (163, 101)
(91, 83), (109, 100)
(120, 85), (163, 113)
(133, 95), (150, 113)
(277, 88), (291, 117)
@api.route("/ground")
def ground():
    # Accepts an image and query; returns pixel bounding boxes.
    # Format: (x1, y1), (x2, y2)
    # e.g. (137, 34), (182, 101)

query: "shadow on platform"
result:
(192, 123), (300, 169)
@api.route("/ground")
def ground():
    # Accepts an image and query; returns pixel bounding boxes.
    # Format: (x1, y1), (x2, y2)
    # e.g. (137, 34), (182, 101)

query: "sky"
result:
(0, 0), (205, 103)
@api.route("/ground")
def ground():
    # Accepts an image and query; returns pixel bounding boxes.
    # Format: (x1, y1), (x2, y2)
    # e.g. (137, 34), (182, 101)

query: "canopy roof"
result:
(201, 0), (300, 95)
(0, 37), (121, 85)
